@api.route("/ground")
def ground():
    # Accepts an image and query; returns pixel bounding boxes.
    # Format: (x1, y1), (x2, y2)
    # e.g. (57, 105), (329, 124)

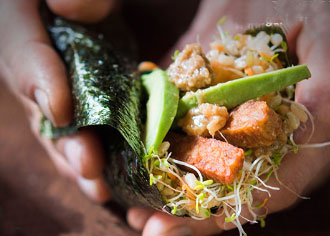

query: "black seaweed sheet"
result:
(43, 18), (165, 210)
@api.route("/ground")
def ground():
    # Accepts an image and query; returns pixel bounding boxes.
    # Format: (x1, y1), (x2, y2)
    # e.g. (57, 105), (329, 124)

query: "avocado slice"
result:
(142, 69), (179, 153)
(176, 65), (311, 118)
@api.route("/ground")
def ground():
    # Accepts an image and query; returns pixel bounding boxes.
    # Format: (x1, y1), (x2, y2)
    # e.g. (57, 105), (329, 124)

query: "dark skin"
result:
(1, 0), (329, 235)
(0, 0), (114, 202)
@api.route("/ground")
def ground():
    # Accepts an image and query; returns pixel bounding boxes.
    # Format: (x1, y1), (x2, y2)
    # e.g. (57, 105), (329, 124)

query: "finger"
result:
(41, 136), (78, 181)
(56, 128), (105, 179)
(295, 10), (330, 132)
(22, 95), (111, 204)
(211, 150), (330, 232)
(159, 0), (242, 68)
(77, 176), (112, 203)
(46, 0), (117, 23)
(142, 212), (221, 236)
(127, 207), (155, 231)
(293, 6), (330, 193)
(20, 94), (78, 180)
(253, 148), (330, 216)
(0, 0), (72, 127)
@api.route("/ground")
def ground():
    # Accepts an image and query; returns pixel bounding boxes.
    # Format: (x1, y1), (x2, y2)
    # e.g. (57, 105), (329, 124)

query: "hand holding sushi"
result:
(0, 0), (116, 202)
(127, 1), (330, 235)
(1, 0), (330, 235)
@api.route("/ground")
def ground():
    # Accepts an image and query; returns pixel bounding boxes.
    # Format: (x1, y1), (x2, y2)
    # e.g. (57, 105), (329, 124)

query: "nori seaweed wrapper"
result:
(43, 18), (166, 211)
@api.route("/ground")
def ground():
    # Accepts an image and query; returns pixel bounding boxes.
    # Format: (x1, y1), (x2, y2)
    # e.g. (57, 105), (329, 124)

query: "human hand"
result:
(0, 0), (116, 202)
(127, 0), (330, 235)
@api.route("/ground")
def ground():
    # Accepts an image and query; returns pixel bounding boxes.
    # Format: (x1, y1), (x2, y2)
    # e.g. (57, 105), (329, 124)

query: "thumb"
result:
(46, 0), (117, 23)
(0, 0), (72, 127)
(142, 212), (221, 236)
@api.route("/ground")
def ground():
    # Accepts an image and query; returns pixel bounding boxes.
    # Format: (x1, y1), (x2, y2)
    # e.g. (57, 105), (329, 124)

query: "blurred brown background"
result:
(1, 0), (330, 235)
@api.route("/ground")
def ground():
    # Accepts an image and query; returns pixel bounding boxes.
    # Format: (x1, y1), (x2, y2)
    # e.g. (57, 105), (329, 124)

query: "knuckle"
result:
(274, 174), (304, 210)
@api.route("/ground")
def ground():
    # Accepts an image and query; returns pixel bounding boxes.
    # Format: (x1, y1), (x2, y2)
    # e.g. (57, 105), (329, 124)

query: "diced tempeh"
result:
(167, 44), (213, 91)
(221, 100), (282, 148)
(166, 133), (244, 185)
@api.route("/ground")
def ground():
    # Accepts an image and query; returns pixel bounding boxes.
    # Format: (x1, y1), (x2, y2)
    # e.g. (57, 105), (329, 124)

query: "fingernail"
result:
(132, 210), (151, 229)
(63, 139), (83, 174)
(77, 177), (111, 203)
(163, 226), (192, 236)
(77, 177), (98, 201)
(34, 88), (55, 125)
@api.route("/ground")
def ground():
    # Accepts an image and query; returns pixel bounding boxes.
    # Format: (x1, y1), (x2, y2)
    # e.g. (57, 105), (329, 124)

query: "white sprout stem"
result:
(236, 220), (246, 236)
(251, 185), (271, 197)
(245, 191), (258, 222)
(201, 195), (214, 208)
(273, 168), (310, 200)
(169, 158), (204, 182)
(167, 191), (185, 203)
(254, 175), (280, 190)
(223, 205), (232, 221)
(166, 152), (172, 160)
(167, 168), (198, 198)
(273, 48), (286, 53)
(290, 133), (297, 146)
(255, 165), (273, 178)
(155, 166), (198, 198)
(207, 183), (222, 188)
(270, 45), (277, 51)
(223, 200), (240, 217)
(203, 188), (236, 202)
(219, 131), (228, 143)
(167, 161), (181, 174)
(299, 141), (330, 149)
(249, 155), (266, 172)
(235, 196), (258, 224)
(227, 67), (246, 77)
(264, 156), (274, 166)
(232, 180), (240, 223)
(173, 199), (191, 207)
(223, 199), (257, 225)
(254, 159), (265, 177)
(235, 170), (246, 218)
(154, 179), (182, 193)
(217, 25), (226, 41)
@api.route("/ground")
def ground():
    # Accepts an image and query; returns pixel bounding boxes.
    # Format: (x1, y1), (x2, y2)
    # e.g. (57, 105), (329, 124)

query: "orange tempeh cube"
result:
(221, 100), (282, 148)
(167, 133), (245, 185)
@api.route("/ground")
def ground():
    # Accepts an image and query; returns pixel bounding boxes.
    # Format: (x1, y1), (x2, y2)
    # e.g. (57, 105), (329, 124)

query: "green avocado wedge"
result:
(176, 65), (311, 118)
(142, 69), (179, 153)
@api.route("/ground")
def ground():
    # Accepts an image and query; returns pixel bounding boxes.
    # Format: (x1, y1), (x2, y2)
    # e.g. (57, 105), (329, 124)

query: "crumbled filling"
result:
(206, 31), (284, 85)
(143, 24), (312, 228)
(167, 30), (285, 93)
(178, 103), (228, 136)
(167, 44), (213, 91)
